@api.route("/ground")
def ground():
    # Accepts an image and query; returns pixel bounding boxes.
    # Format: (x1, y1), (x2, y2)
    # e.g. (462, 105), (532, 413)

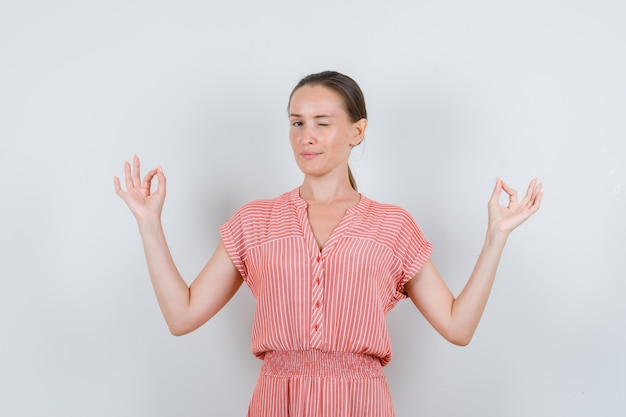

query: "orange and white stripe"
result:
(221, 188), (433, 416)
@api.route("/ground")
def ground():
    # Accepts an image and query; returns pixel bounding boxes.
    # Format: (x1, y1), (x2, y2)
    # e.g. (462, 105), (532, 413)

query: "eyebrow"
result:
(289, 113), (335, 119)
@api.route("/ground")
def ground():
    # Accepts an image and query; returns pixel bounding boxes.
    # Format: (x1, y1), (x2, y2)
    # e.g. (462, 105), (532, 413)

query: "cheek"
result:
(335, 128), (354, 147)
(289, 133), (299, 152)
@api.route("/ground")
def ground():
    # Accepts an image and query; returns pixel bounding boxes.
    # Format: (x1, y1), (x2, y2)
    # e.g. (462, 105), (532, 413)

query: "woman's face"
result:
(288, 85), (366, 181)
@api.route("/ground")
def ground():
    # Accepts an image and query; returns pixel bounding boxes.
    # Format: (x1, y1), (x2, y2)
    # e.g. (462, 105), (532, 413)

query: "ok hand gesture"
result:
(114, 155), (166, 222)
(487, 178), (543, 235)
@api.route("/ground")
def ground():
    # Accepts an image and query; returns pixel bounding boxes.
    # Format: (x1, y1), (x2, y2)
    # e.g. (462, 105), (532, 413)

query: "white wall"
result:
(1, 1), (624, 416)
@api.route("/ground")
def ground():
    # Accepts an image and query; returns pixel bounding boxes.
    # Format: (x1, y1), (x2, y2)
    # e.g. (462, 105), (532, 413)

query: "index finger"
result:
(489, 177), (503, 203)
(499, 179), (519, 205)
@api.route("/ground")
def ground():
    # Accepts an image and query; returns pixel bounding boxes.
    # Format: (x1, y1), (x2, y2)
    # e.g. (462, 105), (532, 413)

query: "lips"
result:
(301, 152), (321, 160)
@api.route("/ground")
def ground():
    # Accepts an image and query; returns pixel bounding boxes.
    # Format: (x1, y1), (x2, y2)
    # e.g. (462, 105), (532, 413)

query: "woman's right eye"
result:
(292, 121), (303, 127)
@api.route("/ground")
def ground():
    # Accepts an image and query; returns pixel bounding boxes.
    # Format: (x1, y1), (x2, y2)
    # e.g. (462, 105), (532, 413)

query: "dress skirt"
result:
(247, 350), (395, 417)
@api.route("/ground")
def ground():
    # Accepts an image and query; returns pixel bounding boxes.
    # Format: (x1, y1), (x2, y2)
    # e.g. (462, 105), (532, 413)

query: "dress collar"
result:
(288, 187), (371, 215)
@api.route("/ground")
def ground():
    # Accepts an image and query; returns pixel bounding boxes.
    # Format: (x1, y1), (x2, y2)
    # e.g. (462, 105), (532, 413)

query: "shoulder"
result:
(230, 190), (293, 218)
(355, 195), (432, 260)
(221, 189), (301, 248)
(224, 189), (301, 233)
(351, 195), (429, 245)
(360, 195), (417, 226)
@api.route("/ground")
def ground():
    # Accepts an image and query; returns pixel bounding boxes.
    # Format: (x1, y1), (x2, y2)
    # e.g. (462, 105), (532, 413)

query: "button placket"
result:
(310, 252), (325, 347)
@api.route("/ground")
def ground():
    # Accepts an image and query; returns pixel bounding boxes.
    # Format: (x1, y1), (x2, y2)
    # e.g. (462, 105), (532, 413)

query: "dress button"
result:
(316, 278), (321, 285)
(316, 256), (321, 262)
(315, 301), (321, 308)
(313, 324), (319, 331)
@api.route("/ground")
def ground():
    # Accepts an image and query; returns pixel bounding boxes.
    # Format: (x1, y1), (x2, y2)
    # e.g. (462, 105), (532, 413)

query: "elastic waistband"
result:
(260, 350), (384, 379)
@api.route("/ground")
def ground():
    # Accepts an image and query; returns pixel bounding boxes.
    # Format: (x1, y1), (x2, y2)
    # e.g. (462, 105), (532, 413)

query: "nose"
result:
(301, 125), (316, 145)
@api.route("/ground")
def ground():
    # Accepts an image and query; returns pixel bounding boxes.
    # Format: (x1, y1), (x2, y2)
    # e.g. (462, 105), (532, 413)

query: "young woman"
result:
(114, 71), (543, 416)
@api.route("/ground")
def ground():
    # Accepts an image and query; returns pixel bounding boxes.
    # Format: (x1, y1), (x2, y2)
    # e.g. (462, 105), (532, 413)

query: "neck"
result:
(299, 174), (358, 204)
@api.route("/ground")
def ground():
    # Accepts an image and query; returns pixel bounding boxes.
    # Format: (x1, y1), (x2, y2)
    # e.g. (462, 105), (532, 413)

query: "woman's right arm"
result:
(114, 156), (243, 336)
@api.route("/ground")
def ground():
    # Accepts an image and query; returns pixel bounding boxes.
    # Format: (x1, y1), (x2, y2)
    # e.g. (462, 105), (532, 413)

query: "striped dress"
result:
(220, 188), (433, 416)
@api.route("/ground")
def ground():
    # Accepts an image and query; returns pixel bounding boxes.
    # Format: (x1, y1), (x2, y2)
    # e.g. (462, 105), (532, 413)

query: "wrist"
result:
(485, 224), (510, 246)
(136, 213), (163, 233)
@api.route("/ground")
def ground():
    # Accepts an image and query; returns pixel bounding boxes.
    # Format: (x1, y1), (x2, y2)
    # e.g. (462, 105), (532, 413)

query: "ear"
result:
(349, 118), (368, 147)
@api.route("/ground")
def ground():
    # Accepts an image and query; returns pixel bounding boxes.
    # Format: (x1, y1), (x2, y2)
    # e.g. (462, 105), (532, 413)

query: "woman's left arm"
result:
(404, 178), (543, 346)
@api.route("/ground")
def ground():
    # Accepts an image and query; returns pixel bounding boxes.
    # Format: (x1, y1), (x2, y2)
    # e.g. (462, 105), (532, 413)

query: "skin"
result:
(114, 160), (243, 336)
(288, 85), (367, 248)
(114, 85), (543, 343)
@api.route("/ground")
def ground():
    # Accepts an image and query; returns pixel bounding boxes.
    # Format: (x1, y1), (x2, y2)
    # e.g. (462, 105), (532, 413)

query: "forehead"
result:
(289, 85), (346, 116)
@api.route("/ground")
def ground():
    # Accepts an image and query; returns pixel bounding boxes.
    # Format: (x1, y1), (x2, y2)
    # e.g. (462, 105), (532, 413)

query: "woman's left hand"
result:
(487, 178), (543, 234)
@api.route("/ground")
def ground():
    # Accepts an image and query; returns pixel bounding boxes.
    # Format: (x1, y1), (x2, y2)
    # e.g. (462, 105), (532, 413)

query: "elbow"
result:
(168, 327), (189, 337)
(442, 328), (475, 347)
(166, 314), (210, 336)
(449, 334), (472, 347)
(166, 320), (194, 337)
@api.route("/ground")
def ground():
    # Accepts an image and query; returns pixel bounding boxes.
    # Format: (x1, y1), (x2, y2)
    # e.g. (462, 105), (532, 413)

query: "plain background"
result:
(1, 1), (624, 416)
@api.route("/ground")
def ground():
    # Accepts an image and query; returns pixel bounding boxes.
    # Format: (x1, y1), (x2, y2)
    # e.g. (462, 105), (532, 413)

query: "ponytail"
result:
(348, 165), (357, 191)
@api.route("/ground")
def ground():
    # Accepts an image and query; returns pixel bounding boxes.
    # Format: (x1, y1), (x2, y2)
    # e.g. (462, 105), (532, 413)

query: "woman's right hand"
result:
(114, 155), (166, 222)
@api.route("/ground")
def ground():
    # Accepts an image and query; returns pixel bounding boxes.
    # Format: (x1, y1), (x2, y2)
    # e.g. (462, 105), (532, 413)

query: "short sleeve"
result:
(392, 211), (433, 300)
(219, 206), (250, 281)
